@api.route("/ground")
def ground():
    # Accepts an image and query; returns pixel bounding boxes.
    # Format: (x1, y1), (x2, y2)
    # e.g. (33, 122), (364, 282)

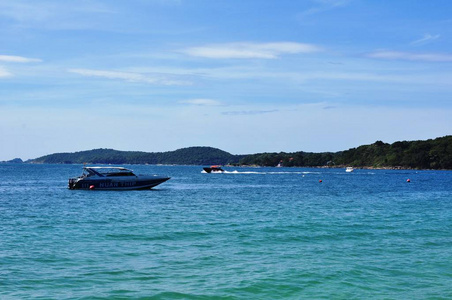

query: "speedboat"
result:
(203, 165), (224, 173)
(68, 166), (170, 190)
(345, 167), (354, 173)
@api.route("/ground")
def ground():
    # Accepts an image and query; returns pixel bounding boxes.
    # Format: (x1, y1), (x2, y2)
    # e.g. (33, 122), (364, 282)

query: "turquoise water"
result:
(1, 164), (451, 299)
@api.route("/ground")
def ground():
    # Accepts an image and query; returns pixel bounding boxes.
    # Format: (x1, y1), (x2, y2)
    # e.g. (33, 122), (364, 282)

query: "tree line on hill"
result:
(29, 147), (244, 166)
(25, 135), (452, 170)
(242, 136), (452, 169)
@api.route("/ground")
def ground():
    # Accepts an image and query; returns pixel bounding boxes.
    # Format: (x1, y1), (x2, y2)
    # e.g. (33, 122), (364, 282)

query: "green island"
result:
(5, 135), (452, 170)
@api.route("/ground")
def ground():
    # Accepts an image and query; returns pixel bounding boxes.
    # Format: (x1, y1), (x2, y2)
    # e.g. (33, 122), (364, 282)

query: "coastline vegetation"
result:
(242, 136), (452, 170)
(28, 147), (243, 166)
(13, 135), (452, 170)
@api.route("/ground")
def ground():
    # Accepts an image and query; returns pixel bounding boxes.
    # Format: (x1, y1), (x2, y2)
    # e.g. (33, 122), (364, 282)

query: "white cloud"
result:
(300, 0), (350, 16)
(68, 68), (192, 86)
(0, 55), (42, 63)
(0, 1), (115, 29)
(410, 34), (440, 46)
(367, 51), (452, 62)
(0, 67), (13, 78)
(183, 42), (321, 59)
(180, 99), (223, 106)
(222, 109), (278, 116)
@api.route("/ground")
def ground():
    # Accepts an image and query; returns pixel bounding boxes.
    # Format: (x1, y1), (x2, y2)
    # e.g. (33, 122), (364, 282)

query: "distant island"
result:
(28, 147), (243, 166)
(5, 135), (452, 170)
(2, 158), (24, 164)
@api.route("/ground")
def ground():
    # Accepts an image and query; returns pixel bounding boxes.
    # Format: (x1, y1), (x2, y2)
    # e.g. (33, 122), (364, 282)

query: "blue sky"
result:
(0, 0), (451, 160)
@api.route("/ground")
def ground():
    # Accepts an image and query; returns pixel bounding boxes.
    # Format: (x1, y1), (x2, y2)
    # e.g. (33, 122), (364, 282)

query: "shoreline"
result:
(3, 161), (449, 171)
(231, 164), (451, 171)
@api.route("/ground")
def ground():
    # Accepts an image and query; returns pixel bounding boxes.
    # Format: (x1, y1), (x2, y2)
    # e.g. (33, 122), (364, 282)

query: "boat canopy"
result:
(85, 167), (129, 170)
(83, 167), (135, 177)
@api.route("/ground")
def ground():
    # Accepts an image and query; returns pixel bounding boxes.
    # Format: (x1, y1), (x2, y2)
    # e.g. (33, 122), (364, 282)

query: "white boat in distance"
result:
(68, 166), (170, 190)
(345, 167), (354, 173)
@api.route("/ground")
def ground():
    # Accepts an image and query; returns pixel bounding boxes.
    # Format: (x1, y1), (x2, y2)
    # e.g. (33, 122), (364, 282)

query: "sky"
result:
(0, 0), (451, 160)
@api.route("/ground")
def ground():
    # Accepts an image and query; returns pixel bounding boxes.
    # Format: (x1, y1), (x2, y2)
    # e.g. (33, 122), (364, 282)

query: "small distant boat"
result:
(345, 167), (354, 173)
(203, 165), (224, 173)
(68, 166), (170, 190)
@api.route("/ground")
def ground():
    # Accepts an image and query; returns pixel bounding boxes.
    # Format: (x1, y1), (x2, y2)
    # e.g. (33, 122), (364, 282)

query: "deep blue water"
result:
(0, 164), (451, 299)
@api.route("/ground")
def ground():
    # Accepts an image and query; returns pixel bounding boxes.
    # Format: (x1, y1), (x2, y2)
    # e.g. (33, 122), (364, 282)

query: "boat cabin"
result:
(83, 167), (137, 177)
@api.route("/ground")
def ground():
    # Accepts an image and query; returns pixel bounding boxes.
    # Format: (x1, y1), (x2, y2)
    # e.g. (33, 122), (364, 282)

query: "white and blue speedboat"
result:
(68, 166), (170, 190)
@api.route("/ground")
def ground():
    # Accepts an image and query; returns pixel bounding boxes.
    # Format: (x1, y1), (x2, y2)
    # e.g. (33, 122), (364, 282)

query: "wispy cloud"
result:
(180, 99), (223, 106)
(0, 67), (13, 78)
(183, 42), (321, 59)
(68, 68), (192, 85)
(300, 0), (351, 16)
(0, 1), (115, 28)
(410, 34), (440, 46)
(222, 109), (278, 116)
(0, 55), (42, 63)
(367, 51), (452, 62)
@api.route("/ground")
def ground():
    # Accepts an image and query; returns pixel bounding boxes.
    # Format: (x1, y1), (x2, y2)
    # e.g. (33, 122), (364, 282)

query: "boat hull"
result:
(203, 167), (224, 173)
(68, 176), (170, 190)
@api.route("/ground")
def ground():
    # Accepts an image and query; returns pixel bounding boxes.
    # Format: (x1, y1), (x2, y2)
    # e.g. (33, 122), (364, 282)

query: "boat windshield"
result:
(105, 171), (135, 177)
(83, 167), (136, 177)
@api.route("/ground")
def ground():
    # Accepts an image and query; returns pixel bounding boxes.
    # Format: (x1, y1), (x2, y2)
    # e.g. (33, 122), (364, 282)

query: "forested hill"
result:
(31, 147), (243, 165)
(28, 136), (452, 169)
(240, 135), (452, 170)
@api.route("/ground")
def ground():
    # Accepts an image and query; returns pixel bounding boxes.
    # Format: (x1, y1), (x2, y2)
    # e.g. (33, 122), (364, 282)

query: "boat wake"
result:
(202, 170), (320, 175)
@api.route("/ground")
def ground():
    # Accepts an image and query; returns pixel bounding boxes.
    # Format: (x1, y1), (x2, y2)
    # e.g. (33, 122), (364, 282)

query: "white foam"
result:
(202, 169), (322, 175)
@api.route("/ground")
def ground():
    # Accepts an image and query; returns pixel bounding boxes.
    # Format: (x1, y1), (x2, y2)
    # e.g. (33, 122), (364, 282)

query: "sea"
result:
(1, 164), (451, 299)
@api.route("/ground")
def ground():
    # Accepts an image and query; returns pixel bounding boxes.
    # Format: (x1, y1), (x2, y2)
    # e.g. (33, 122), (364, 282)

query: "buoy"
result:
(319, 180), (322, 183)
(406, 179), (410, 183)
(89, 185), (95, 190)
